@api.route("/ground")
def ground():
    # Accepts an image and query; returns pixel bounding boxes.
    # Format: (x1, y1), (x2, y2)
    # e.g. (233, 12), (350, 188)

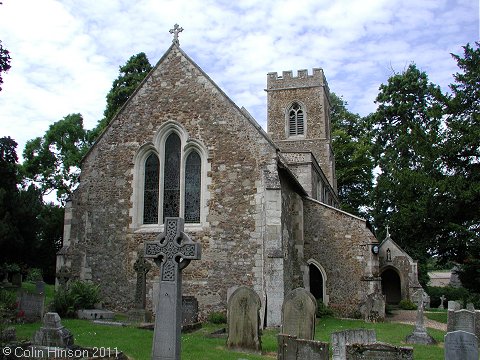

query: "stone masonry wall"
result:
(303, 198), (381, 317)
(65, 45), (279, 316)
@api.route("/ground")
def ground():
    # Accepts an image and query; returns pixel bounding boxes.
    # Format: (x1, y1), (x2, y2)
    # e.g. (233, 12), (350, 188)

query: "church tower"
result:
(266, 68), (337, 200)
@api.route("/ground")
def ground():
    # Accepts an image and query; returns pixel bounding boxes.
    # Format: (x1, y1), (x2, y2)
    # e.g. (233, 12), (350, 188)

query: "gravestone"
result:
(32, 312), (73, 347)
(466, 303), (475, 311)
(331, 329), (376, 360)
(444, 331), (478, 360)
(56, 266), (71, 287)
(361, 292), (385, 322)
(447, 309), (476, 334)
(128, 252), (152, 323)
(448, 300), (461, 311)
(226, 286), (262, 352)
(77, 309), (115, 320)
(281, 288), (317, 340)
(11, 273), (22, 287)
(35, 280), (46, 294)
(412, 288), (430, 308)
(405, 294), (437, 344)
(19, 292), (44, 322)
(277, 334), (329, 360)
(345, 342), (413, 360)
(145, 217), (201, 360)
(439, 295), (446, 309)
(182, 295), (199, 325)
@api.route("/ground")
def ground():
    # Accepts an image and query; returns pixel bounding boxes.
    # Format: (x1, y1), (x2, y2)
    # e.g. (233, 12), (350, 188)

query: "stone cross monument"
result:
(169, 24), (183, 46)
(439, 295), (446, 309)
(134, 253), (151, 309)
(145, 217), (201, 360)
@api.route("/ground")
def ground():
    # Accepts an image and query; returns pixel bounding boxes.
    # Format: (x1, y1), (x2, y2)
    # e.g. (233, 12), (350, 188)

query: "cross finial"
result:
(386, 225), (390, 238)
(169, 23), (184, 46)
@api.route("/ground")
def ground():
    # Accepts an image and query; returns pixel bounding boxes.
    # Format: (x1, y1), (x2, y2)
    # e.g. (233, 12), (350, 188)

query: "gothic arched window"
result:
(143, 153), (159, 224)
(288, 102), (305, 136)
(163, 133), (181, 221)
(184, 151), (201, 223)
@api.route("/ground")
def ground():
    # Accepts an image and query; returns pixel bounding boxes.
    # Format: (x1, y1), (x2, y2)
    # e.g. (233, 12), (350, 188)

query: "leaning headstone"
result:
(447, 309), (476, 334)
(438, 295), (446, 309)
(32, 312), (73, 347)
(145, 217), (201, 360)
(345, 342), (413, 360)
(226, 286), (262, 353)
(19, 292), (44, 322)
(444, 331), (478, 360)
(277, 334), (329, 360)
(281, 288), (317, 340)
(331, 329), (376, 360)
(406, 294), (437, 345)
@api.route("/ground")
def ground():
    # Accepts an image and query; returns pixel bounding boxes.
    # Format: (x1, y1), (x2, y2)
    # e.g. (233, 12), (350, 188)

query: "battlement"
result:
(266, 68), (328, 90)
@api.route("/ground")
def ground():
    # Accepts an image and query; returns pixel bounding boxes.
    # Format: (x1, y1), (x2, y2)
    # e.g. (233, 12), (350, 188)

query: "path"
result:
(386, 309), (447, 331)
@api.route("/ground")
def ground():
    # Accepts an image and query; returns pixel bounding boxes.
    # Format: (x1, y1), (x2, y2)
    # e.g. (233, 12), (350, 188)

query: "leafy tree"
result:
(88, 52), (152, 142)
(0, 40), (11, 91)
(370, 64), (445, 267)
(330, 93), (373, 217)
(22, 113), (88, 202)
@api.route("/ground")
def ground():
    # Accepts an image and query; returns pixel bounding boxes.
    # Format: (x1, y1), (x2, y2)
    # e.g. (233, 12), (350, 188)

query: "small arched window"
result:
(184, 151), (201, 223)
(143, 153), (159, 224)
(163, 133), (181, 221)
(288, 102), (304, 136)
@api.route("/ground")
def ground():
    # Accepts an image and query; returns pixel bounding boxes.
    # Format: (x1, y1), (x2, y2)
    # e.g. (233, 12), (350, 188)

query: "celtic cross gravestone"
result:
(145, 217), (201, 360)
(134, 253), (151, 309)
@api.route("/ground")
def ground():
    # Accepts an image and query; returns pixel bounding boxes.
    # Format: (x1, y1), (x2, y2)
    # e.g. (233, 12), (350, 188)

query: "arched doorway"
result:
(381, 268), (402, 304)
(309, 263), (324, 303)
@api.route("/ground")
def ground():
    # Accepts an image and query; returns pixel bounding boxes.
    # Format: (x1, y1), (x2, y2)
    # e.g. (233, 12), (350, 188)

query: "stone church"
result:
(57, 28), (420, 326)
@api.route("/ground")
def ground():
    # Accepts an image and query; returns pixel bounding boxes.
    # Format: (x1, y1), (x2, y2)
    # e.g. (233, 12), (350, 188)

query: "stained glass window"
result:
(288, 102), (304, 136)
(163, 133), (181, 221)
(184, 151), (201, 223)
(143, 153), (159, 224)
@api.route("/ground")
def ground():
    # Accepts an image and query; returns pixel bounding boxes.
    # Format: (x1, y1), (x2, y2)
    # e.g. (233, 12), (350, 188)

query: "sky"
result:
(0, 0), (478, 159)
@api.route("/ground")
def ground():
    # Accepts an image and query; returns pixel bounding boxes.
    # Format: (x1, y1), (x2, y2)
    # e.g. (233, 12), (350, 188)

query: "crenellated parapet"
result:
(266, 68), (329, 92)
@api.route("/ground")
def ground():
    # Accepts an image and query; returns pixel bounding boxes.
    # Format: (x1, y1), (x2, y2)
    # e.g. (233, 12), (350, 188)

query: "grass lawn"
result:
(425, 310), (448, 324)
(12, 317), (445, 360)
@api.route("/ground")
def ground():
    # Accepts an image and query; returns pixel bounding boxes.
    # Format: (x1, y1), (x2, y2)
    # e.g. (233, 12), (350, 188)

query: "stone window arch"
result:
(133, 121), (210, 229)
(286, 101), (306, 137)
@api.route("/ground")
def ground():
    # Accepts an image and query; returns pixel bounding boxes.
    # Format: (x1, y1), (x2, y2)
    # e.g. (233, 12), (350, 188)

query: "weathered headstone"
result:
(277, 334), (329, 360)
(11, 273), (22, 287)
(32, 312), (73, 347)
(447, 309), (476, 334)
(439, 295), (446, 309)
(361, 292), (385, 322)
(145, 217), (201, 360)
(345, 342), (413, 360)
(466, 303), (475, 311)
(35, 280), (46, 294)
(405, 294), (437, 344)
(331, 329), (376, 360)
(444, 331), (478, 360)
(56, 266), (71, 287)
(226, 286), (262, 352)
(128, 252), (152, 323)
(448, 300), (461, 311)
(281, 288), (317, 340)
(19, 292), (44, 322)
(412, 288), (430, 308)
(182, 295), (199, 325)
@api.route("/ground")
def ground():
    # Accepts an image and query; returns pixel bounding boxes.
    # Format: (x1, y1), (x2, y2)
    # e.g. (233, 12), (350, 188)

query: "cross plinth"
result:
(169, 24), (183, 46)
(145, 217), (201, 360)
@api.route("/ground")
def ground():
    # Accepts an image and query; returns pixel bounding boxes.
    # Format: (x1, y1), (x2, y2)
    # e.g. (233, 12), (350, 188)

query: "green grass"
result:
(12, 317), (446, 360)
(425, 311), (448, 324)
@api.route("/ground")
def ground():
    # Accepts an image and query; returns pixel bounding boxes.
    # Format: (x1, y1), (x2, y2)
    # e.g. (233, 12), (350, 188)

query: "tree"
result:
(0, 40), (11, 91)
(22, 113), (88, 201)
(330, 93), (373, 217)
(370, 64), (445, 269)
(441, 42), (480, 291)
(88, 52), (152, 142)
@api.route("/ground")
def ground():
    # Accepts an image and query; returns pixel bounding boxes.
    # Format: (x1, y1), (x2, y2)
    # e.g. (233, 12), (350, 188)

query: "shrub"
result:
(0, 289), (17, 321)
(399, 299), (417, 310)
(25, 268), (43, 282)
(52, 281), (101, 318)
(316, 301), (334, 317)
(207, 311), (226, 324)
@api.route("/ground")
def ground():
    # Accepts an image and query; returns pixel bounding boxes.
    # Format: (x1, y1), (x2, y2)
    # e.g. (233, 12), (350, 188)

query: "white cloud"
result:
(0, 0), (477, 159)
